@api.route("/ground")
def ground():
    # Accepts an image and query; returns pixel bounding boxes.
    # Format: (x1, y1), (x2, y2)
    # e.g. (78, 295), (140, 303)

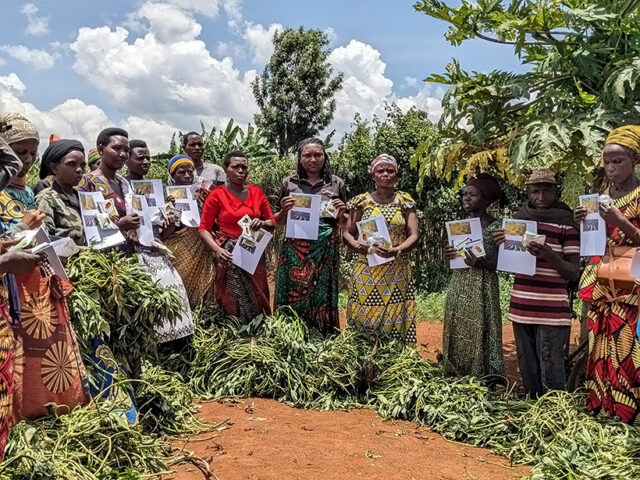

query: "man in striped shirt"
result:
(494, 170), (580, 396)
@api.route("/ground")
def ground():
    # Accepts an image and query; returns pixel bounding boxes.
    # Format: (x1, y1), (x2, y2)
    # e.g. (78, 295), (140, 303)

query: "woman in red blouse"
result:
(199, 151), (276, 322)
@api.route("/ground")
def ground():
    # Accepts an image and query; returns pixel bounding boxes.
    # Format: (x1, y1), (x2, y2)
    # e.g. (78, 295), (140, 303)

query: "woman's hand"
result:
(493, 228), (506, 246)
(444, 245), (457, 261)
(117, 213), (141, 232)
(574, 206), (587, 223)
(250, 218), (264, 231)
(599, 202), (626, 228)
(332, 198), (347, 216)
(166, 195), (176, 206)
(463, 249), (482, 268)
(196, 188), (209, 204)
(213, 245), (233, 264)
(356, 240), (369, 255)
(0, 250), (44, 275)
(21, 210), (45, 230)
(374, 245), (399, 258)
(280, 196), (295, 213)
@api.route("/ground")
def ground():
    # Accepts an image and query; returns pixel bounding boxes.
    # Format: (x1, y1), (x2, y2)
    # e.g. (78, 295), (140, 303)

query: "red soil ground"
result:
(165, 319), (585, 480)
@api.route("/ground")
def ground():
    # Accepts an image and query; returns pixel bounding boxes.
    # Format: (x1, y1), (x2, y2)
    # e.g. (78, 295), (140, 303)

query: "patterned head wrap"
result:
(604, 125), (640, 155)
(87, 148), (100, 167)
(370, 154), (398, 174)
(168, 154), (194, 174)
(0, 113), (39, 145)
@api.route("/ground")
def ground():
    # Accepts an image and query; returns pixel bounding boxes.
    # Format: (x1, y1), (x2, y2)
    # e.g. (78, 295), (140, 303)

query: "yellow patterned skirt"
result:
(346, 255), (416, 344)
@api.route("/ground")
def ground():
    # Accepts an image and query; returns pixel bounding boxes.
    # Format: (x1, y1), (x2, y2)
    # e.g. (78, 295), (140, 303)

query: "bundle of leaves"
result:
(0, 401), (168, 480)
(66, 249), (184, 373)
(135, 363), (208, 436)
(187, 314), (640, 479)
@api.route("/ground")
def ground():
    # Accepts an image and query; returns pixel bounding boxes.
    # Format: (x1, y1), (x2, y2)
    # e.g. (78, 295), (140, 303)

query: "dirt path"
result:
(162, 320), (582, 480)
(167, 398), (529, 480)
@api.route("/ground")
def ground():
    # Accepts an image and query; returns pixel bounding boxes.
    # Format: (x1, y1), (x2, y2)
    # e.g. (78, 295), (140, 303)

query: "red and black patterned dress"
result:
(0, 285), (14, 460)
(579, 186), (640, 423)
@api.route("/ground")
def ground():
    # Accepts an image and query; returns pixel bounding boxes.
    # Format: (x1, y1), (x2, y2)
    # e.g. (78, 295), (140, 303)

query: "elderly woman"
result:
(274, 138), (347, 334)
(343, 154), (419, 344)
(0, 119), (87, 425)
(199, 151), (275, 322)
(164, 154), (217, 307)
(576, 125), (640, 423)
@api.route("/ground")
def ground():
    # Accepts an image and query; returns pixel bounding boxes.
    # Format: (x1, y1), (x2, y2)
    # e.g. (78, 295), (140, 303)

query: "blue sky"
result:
(0, 0), (526, 151)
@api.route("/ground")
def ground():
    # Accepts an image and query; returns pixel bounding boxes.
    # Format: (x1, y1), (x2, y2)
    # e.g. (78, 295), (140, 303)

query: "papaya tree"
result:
(412, 0), (640, 203)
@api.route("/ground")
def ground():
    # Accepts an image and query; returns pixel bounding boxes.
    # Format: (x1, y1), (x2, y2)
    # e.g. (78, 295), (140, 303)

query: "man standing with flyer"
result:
(493, 169), (580, 396)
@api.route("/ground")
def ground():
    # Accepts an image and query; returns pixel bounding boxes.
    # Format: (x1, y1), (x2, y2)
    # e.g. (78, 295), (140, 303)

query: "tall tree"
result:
(412, 0), (640, 203)
(252, 27), (343, 155)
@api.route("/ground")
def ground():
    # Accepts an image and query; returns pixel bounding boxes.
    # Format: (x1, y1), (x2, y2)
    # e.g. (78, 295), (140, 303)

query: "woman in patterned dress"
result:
(199, 151), (276, 323)
(344, 154), (419, 344)
(274, 138), (348, 334)
(124, 141), (194, 345)
(576, 125), (640, 423)
(164, 155), (217, 307)
(442, 174), (505, 379)
(0, 113), (47, 459)
(0, 118), (88, 425)
(76, 128), (140, 238)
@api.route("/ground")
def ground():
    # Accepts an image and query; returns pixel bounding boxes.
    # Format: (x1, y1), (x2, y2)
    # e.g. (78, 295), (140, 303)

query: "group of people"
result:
(0, 112), (420, 460)
(443, 124), (640, 426)
(0, 111), (639, 464)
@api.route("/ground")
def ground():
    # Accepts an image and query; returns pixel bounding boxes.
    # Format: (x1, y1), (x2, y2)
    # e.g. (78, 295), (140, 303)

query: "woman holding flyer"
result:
(442, 174), (505, 380)
(124, 143), (194, 345)
(199, 151), (276, 323)
(343, 154), (419, 344)
(164, 154), (217, 307)
(0, 119), (88, 426)
(274, 138), (347, 334)
(76, 128), (140, 238)
(575, 125), (640, 423)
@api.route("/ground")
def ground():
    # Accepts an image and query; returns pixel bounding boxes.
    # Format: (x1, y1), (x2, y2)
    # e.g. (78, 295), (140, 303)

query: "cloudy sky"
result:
(0, 0), (525, 153)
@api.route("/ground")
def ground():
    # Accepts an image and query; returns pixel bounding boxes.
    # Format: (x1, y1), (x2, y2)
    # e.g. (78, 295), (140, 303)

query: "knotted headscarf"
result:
(168, 154), (193, 174)
(467, 173), (502, 205)
(605, 125), (640, 154)
(370, 154), (398, 174)
(40, 139), (84, 179)
(0, 113), (39, 145)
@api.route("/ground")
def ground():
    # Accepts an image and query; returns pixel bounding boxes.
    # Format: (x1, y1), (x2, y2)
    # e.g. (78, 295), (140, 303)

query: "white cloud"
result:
(404, 76), (418, 88)
(322, 40), (444, 136)
(324, 27), (337, 45)
(70, 17), (258, 132)
(161, 0), (242, 19)
(0, 73), (178, 153)
(244, 22), (282, 65)
(0, 45), (55, 69)
(21, 3), (50, 37)
(123, 116), (177, 154)
(328, 40), (393, 133)
(132, 2), (202, 42)
(394, 84), (444, 123)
